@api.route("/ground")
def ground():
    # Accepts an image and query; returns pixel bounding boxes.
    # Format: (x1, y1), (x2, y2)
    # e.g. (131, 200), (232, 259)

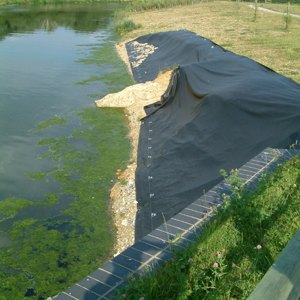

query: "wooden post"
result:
(247, 229), (300, 300)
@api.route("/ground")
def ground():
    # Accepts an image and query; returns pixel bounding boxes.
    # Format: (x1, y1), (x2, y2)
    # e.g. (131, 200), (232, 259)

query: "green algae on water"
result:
(76, 37), (134, 94)
(0, 107), (131, 299)
(0, 4), (133, 299)
(0, 198), (34, 222)
(76, 75), (103, 85)
(34, 117), (68, 132)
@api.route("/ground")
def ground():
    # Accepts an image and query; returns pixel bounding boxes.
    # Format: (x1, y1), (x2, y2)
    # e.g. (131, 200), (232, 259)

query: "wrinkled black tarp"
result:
(126, 30), (300, 239)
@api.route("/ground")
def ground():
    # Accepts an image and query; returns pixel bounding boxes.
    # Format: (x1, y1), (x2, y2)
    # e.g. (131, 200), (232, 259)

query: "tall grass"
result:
(114, 9), (141, 36)
(127, 0), (207, 12)
(116, 19), (141, 35)
(0, 0), (129, 6)
(115, 157), (300, 299)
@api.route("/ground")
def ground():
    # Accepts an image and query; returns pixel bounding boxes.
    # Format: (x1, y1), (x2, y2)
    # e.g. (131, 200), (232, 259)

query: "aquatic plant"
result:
(0, 108), (131, 299)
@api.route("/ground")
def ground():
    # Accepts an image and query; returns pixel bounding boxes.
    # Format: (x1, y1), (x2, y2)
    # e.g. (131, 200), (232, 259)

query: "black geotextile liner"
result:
(126, 30), (300, 240)
(126, 30), (227, 83)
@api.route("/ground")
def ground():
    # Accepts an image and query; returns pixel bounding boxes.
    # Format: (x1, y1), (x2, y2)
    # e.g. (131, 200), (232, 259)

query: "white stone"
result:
(121, 219), (128, 226)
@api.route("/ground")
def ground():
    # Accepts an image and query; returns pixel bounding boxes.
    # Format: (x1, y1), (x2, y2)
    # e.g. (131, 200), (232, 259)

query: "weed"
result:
(127, 0), (206, 12)
(200, 250), (227, 293)
(220, 168), (244, 202)
(115, 157), (300, 299)
(116, 168), (129, 185)
(115, 19), (141, 36)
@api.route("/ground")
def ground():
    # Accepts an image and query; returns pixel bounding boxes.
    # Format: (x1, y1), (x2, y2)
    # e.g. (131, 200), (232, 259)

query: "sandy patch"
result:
(115, 41), (133, 77)
(95, 43), (171, 255)
(130, 41), (158, 68)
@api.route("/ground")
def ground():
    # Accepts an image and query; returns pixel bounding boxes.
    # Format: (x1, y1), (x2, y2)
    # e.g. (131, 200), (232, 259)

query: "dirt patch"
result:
(115, 41), (133, 77)
(95, 44), (171, 255)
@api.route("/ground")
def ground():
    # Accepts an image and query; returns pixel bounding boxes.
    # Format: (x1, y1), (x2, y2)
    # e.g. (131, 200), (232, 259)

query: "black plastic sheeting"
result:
(126, 30), (300, 240)
(126, 30), (231, 83)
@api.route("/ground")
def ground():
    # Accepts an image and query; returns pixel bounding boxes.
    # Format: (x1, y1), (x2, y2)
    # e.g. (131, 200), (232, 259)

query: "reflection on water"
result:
(0, 3), (132, 299)
(0, 3), (116, 39)
(0, 3), (123, 201)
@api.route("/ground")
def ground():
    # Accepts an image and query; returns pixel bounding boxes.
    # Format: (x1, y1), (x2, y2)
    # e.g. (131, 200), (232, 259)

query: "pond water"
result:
(0, 4), (132, 299)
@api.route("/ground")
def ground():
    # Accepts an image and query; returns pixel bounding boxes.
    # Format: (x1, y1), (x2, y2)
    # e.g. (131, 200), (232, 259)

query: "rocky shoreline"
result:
(95, 41), (171, 255)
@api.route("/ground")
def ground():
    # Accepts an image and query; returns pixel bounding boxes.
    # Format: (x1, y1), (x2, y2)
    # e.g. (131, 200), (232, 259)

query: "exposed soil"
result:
(95, 42), (171, 255)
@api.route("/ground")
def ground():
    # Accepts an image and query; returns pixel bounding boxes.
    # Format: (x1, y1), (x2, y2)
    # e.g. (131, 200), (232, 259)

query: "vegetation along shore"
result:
(99, 0), (300, 298)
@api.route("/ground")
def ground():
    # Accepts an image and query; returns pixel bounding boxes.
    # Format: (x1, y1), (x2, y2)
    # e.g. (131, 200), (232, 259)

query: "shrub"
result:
(115, 19), (141, 36)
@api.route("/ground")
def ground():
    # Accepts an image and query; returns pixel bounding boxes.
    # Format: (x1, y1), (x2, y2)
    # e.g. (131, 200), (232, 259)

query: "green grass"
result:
(125, 1), (300, 83)
(115, 19), (141, 36)
(0, 0), (206, 7)
(126, 0), (207, 12)
(0, 0), (128, 6)
(115, 156), (300, 299)
(261, 2), (300, 15)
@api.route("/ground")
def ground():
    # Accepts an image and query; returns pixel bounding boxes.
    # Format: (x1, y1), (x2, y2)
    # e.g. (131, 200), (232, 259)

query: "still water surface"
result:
(0, 4), (120, 200)
(0, 4), (131, 298)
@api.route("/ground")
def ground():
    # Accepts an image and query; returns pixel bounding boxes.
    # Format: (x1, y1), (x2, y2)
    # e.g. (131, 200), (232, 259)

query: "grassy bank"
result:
(261, 2), (300, 14)
(121, 1), (300, 83)
(116, 156), (300, 299)
(0, 0), (205, 8)
(0, 0), (128, 7)
(126, 0), (204, 12)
